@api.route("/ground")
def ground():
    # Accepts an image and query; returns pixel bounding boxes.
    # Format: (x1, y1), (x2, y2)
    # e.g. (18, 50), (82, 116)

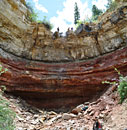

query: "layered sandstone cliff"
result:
(0, 0), (127, 62)
(0, 0), (127, 110)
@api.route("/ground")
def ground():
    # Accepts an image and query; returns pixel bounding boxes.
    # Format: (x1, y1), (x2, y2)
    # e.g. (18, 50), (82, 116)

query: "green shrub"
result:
(0, 64), (8, 75)
(0, 64), (16, 130)
(114, 68), (127, 103)
(29, 12), (38, 22)
(75, 20), (83, 29)
(37, 16), (53, 30)
(25, 2), (38, 22)
(0, 95), (16, 130)
(118, 76), (127, 103)
(102, 68), (127, 104)
(25, 3), (53, 30)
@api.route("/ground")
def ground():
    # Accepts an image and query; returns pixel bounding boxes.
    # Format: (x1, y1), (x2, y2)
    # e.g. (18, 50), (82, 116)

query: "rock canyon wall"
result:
(0, 0), (127, 110)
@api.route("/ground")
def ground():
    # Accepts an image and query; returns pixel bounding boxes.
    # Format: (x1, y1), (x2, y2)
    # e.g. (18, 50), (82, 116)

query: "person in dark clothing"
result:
(57, 27), (59, 32)
(93, 118), (102, 130)
(84, 25), (92, 32)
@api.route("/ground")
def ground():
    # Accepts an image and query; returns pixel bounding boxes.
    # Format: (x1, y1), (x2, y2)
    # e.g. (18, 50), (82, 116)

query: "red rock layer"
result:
(0, 46), (127, 110)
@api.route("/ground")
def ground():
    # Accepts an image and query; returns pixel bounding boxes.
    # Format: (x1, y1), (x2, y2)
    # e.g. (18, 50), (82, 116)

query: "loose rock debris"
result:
(2, 85), (127, 130)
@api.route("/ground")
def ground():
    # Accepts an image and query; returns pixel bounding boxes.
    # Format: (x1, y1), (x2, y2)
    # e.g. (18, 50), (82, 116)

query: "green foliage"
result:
(106, 0), (118, 11)
(26, 2), (38, 22)
(76, 17), (92, 29)
(75, 20), (83, 29)
(0, 64), (8, 75)
(118, 78), (127, 103)
(102, 68), (127, 104)
(92, 5), (103, 21)
(102, 80), (116, 85)
(117, 70), (127, 104)
(25, 3), (53, 30)
(74, 2), (80, 25)
(0, 64), (16, 130)
(0, 95), (16, 130)
(29, 12), (38, 22)
(37, 16), (53, 30)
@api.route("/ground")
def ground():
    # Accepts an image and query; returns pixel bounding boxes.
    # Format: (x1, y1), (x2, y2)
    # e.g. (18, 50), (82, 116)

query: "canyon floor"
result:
(1, 85), (127, 130)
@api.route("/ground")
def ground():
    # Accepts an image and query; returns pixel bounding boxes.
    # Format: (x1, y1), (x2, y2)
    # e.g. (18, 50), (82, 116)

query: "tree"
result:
(106, 0), (113, 9)
(92, 5), (103, 20)
(74, 2), (80, 25)
(106, 0), (118, 11)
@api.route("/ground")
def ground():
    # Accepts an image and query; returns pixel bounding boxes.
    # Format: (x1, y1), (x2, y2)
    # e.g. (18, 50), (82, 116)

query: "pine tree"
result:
(106, 0), (118, 11)
(74, 2), (80, 25)
(92, 5), (103, 20)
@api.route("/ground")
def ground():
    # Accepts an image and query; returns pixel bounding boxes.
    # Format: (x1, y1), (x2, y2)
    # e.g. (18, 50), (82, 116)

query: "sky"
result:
(26, 0), (108, 33)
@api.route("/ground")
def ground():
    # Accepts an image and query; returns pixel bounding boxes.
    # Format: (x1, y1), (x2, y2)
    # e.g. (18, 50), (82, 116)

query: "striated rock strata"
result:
(1, 46), (127, 110)
(0, 0), (127, 110)
(0, 0), (127, 62)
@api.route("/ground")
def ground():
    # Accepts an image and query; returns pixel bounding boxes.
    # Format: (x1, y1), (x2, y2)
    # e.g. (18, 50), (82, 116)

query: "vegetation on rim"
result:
(25, 2), (53, 30)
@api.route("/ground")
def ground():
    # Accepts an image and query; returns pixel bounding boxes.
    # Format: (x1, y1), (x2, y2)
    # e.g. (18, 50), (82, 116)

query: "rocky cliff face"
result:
(1, 0), (127, 62)
(0, 0), (127, 110)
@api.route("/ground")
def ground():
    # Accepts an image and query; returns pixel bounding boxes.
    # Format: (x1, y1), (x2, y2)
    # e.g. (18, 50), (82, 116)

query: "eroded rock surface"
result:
(0, 0), (127, 110)
(1, 45), (127, 110)
(0, 0), (127, 62)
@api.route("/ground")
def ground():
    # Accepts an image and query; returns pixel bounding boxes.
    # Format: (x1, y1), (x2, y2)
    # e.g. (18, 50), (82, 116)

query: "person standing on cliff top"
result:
(57, 27), (59, 32)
